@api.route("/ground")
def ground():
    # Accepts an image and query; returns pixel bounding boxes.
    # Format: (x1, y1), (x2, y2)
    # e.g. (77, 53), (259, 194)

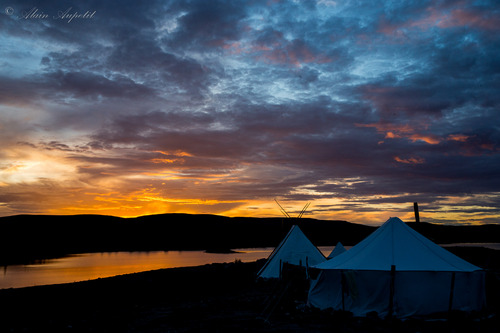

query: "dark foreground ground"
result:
(0, 247), (499, 333)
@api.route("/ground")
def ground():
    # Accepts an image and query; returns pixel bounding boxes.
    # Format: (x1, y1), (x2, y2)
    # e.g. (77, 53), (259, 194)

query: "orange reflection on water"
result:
(1, 249), (274, 289)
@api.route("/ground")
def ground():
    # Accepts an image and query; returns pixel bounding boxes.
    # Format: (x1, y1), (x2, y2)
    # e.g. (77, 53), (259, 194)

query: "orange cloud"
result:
(1, 162), (28, 173)
(408, 134), (441, 145)
(150, 158), (178, 164)
(385, 131), (400, 139)
(447, 134), (469, 142)
(149, 150), (193, 164)
(155, 150), (192, 157)
(357, 122), (441, 144)
(394, 156), (425, 164)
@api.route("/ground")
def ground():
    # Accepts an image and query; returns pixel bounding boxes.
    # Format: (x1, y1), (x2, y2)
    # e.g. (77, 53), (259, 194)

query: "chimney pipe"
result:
(413, 202), (420, 223)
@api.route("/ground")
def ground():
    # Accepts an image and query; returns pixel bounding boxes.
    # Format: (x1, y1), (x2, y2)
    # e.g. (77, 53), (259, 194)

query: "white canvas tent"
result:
(257, 225), (326, 279)
(308, 217), (486, 318)
(327, 242), (346, 259)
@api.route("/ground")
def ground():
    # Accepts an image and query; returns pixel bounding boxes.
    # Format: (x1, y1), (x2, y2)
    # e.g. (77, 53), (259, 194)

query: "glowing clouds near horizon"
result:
(0, 0), (499, 225)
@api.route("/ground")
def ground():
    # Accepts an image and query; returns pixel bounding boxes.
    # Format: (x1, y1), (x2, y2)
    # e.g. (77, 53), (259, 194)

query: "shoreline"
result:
(0, 247), (499, 332)
(1, 245), (499, 291)
(1, 213), (499, 266)
(1, 241), (499, 267)
(1, 244), (499, 291)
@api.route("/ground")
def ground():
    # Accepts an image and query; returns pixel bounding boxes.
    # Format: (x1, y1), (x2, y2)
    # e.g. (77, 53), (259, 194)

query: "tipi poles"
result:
(275, 199), (291, 218)
(298, 202), (311, 218)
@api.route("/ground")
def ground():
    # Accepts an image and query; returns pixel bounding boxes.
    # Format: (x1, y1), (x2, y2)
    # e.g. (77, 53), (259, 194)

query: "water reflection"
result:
(441, 242), (500, 250)
(2, 243), (497, 289)
(0, 248), (275, 289)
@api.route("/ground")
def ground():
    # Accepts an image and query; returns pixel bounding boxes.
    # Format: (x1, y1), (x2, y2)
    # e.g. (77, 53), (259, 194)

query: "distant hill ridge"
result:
(0, 213), (498, 265)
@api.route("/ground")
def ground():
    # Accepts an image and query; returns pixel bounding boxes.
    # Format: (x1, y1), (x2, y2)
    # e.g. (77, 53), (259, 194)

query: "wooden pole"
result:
(306, 256), (309, 280)
(413, 202), (420, 223)
(448, 272), (456, 314)
(341, 270), (346, 311)
(298, 202), (310, 218)
(388, 265), (396, 318)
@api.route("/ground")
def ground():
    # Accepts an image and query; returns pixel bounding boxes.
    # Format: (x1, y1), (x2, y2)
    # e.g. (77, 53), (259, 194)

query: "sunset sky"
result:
(1, 0), (499, 226)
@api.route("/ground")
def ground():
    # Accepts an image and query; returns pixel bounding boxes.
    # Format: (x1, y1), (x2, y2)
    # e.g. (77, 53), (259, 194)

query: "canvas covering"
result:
(308, 217), (486, 318)
(327, 242), (346, 259)
(257, 225), (326, 279)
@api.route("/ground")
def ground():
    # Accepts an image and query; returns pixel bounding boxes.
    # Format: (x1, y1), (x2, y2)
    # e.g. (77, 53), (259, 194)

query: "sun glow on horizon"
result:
(0, 1), (498, 227)
(0, 144), (498, 226)
(0, 189), (497, 227)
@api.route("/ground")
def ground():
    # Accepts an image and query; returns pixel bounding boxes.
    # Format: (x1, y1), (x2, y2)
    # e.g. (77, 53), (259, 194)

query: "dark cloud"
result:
(166, 0), (249, 48)
(45, 71), (156, 99)
(1, 0), (499, 223)
(106, 36), (211, 98)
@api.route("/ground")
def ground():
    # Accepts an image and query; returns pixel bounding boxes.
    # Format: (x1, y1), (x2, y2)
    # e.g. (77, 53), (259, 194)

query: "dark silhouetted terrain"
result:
(0, 214), (499, 332)
(0, 213), (498, 265)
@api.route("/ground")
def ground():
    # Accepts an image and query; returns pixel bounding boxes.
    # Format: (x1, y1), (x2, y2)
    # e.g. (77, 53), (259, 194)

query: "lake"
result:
(0, 247), (280, 290)
(2, 243), (498, 289)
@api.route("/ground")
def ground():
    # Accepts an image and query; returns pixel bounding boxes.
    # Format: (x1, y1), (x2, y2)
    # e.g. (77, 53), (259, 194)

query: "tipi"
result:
(308, 217), (486, 318)
(327, 242), (346, 259)
(257, 225), (326, 279)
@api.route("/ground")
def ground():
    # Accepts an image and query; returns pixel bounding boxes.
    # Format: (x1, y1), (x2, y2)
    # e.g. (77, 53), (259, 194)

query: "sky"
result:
(0, 0), (499, 226)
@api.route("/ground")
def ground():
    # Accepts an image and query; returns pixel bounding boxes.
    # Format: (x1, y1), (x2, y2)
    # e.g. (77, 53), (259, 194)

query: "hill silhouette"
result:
(0, 213), (498, 265)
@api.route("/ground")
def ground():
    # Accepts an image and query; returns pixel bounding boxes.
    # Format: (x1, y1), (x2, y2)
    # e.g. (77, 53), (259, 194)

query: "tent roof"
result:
(315, 217), (481, 272)
(257, 225), (326, 278)
(327, 242), (346, 259)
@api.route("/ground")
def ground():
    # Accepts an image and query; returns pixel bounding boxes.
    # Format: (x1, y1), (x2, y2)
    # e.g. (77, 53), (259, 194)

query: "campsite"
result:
(3, 0), (499, 330)
(0, 250), (498, 332)
(0, 215), (499, 332)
